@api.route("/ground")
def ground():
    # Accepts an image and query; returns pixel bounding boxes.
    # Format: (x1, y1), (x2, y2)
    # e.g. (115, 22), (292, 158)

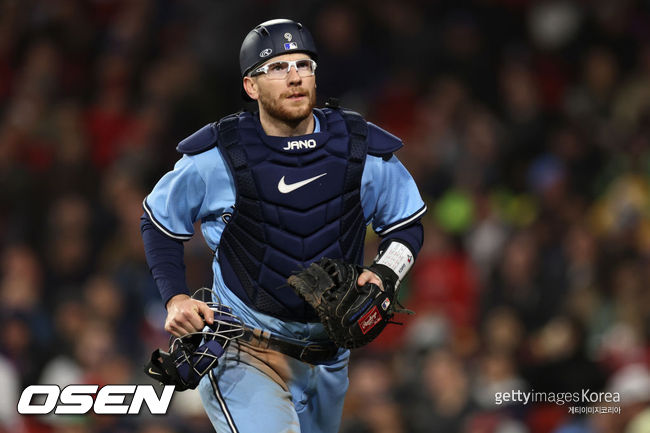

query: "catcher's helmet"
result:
(239, 18), (318, 77)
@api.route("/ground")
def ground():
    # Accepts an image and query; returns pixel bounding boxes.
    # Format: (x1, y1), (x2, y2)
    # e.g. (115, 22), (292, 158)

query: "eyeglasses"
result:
(249, 59), (317, 80)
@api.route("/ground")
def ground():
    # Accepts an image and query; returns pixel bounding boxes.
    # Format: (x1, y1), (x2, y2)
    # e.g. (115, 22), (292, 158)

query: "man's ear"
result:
(243, 77), (259, 100)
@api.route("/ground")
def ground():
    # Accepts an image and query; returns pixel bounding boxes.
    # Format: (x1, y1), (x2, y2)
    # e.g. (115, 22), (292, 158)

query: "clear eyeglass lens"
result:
(263, 60), (315, 79)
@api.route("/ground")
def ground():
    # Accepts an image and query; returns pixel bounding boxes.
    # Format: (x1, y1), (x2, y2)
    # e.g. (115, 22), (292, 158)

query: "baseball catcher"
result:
(140, 18), (426, 433)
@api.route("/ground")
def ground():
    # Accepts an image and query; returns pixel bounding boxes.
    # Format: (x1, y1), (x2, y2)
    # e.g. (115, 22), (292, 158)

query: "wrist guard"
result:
(373, 240), (415, 288)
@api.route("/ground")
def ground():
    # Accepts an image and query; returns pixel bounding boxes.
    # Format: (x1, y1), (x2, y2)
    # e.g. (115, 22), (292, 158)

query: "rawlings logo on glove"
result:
(288, 258), (413, 349)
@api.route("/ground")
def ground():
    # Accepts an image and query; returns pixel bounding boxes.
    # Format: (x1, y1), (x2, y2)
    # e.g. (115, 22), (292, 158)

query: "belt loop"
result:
(251, 328), (261, 348)
(260, 330), (272, 350)
(251, 328), (272, 350)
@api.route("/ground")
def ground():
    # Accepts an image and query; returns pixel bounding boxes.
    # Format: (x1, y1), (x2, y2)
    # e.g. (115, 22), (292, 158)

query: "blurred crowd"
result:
(2, 0), (650, 432)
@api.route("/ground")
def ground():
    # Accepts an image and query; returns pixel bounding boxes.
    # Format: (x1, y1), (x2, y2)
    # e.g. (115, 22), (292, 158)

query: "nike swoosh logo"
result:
(148, 368), (162, 377)
(278, 173), (327, 193)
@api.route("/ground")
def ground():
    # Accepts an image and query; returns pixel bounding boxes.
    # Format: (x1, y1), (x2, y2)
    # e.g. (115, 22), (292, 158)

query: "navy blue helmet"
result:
(240, 19), (318, 78)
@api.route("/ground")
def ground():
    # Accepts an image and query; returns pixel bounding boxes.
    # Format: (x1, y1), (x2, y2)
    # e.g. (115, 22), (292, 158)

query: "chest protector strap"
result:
(217, 109), (368, 322)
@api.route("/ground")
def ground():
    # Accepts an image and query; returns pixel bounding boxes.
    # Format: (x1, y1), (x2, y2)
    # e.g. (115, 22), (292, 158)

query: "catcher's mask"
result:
(145, 288), (245, 391)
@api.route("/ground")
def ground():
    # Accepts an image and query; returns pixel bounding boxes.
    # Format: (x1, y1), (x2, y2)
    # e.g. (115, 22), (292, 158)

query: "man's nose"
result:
(287, 65), (302, 84)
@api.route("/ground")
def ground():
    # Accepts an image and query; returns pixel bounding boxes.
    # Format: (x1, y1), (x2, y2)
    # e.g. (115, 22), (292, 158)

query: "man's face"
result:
(244, 53), (317, 125)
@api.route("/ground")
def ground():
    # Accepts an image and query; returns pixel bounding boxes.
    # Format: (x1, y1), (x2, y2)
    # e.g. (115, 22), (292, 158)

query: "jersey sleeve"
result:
(361, 154), (427, 235)
(143, 155), (207, 241)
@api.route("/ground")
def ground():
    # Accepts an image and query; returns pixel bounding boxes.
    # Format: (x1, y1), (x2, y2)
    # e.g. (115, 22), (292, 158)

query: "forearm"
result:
(140, 213), (189, 307)
(378, 220), (423, 259)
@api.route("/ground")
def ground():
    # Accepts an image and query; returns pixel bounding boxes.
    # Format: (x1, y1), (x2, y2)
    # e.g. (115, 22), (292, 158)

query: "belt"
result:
(239, 328), (339, 364)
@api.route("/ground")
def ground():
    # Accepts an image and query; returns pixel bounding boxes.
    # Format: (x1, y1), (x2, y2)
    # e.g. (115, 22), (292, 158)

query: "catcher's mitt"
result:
(288, 258), (411, 349)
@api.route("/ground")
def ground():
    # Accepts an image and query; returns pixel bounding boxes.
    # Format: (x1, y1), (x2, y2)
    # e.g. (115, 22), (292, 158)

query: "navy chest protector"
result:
(216, 108), (368, 322)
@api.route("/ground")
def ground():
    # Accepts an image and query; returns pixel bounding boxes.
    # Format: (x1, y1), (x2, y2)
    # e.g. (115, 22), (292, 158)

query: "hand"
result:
(357, 269), (384, 291)
(165, 294), (215, 337)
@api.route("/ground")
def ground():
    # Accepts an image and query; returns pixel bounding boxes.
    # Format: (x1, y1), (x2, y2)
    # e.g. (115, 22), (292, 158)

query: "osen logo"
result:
(283, 139), (317, 150)
(17, 384), (175, 415)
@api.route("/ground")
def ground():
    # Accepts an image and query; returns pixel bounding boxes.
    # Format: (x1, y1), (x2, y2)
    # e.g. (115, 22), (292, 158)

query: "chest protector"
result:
(217, 108), (368, 322)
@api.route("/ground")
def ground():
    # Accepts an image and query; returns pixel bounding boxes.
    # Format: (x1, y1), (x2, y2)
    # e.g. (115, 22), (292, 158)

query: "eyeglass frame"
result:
(248, 58), (317, 80)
